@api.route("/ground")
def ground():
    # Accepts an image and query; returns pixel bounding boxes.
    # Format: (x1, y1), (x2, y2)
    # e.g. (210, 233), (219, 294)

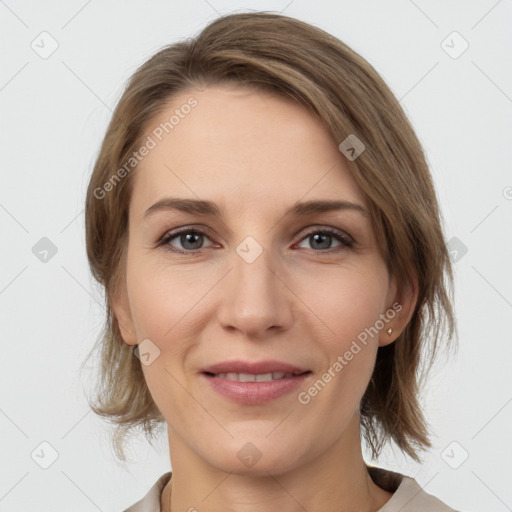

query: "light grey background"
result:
(1, 1), (511, 511)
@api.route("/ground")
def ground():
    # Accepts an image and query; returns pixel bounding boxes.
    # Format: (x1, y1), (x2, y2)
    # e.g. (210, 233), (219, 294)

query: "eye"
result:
(157, 226), (354, 255)
(158, 228), (215, 254)
(296, 227), (354, 253)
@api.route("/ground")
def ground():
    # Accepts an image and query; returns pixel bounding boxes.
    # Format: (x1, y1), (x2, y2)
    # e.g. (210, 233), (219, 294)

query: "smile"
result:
(210, 371), (303, 382)
(201, 370), (311, 405)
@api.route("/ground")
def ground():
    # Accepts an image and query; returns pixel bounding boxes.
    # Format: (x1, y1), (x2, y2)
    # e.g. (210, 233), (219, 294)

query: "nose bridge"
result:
(217, 233), (291, 336)
(235, 236), (274, 293)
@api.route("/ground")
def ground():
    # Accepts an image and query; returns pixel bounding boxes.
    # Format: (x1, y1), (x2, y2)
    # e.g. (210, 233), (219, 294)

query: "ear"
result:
(110, 282), (138, 346)
(379, 273), (419, 347)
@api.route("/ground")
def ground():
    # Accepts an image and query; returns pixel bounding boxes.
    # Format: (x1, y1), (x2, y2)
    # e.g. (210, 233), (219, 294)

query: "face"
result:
(114, 84), (410, 476)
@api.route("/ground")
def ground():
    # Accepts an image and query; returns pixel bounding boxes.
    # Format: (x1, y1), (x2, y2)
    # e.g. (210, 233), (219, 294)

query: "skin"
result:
(113, 84), (418, 512)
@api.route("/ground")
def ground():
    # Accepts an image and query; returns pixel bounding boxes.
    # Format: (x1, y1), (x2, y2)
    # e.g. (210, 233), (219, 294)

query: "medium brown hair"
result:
(83, 11), (456, 463)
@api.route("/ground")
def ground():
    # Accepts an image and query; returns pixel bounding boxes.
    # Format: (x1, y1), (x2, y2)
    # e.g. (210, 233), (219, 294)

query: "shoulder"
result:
(123, 472), (172, 512)
(368, 466), (459, 512)
(380, 476), (459, 511)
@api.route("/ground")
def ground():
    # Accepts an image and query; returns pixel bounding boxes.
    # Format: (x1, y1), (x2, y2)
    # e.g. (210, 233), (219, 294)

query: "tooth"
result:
(238, 373), (256, 382)
(214, 372), (300, 382)
(255, 373), (273, 382)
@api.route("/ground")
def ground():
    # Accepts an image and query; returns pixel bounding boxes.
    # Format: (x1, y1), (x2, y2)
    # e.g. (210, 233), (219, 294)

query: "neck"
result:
(161, 416), (392, 512)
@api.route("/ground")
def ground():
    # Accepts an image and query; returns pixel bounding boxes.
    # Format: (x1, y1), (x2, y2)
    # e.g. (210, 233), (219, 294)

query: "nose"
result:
(216, 242), (294, 338)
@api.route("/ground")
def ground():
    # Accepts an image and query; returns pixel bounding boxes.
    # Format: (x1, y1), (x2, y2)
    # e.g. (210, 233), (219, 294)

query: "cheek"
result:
(126, 254), (212, 341)
(126, 260), (205, 414)
(124, 256), (216, 406)
(126, 250), (390, 363)
(298, 264), (389, 349)
(296, 267), (387, 402)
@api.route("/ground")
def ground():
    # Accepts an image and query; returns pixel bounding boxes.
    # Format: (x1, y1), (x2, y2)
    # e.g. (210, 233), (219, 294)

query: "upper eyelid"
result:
(159, 225), (216, 243)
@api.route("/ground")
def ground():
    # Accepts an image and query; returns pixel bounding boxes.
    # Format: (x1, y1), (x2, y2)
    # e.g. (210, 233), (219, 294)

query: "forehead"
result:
(130, 84), (365, 217)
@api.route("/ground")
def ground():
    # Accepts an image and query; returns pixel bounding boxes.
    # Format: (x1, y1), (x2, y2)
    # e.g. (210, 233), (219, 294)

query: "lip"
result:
(201, 360), (309, 375)
(200, 359), (311, 405)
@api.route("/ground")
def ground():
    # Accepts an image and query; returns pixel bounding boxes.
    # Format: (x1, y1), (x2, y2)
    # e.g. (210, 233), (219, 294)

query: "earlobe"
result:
(379, 275), (419, 347)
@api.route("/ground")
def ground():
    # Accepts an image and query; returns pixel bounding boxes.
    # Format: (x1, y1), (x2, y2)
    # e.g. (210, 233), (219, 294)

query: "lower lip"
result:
(201, 372), (311, 405)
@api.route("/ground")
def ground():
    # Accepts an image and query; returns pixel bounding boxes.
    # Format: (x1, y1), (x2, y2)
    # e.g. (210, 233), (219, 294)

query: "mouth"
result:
(200, 360), (312, 404)
(203, 370), (310, 382)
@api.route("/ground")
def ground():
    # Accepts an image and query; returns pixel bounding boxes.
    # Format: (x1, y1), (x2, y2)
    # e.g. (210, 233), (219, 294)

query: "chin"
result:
(203, 437), (305, 477)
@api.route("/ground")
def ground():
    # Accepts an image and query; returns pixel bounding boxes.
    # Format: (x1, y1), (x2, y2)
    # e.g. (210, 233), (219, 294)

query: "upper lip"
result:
(201, 360), (310, 375)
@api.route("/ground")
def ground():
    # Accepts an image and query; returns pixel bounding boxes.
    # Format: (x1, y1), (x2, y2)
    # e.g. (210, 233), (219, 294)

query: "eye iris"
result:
(311, 233), (331, 249)
(181, 232), (203, 250)
(168, 230), (346, 253)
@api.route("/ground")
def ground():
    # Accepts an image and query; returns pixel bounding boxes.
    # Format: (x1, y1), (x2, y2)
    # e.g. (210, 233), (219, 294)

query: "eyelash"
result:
(157, 226), (354, 256)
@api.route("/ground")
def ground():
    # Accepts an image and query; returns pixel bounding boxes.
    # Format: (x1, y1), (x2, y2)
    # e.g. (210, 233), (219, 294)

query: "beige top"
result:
(124, 467), (458, 512)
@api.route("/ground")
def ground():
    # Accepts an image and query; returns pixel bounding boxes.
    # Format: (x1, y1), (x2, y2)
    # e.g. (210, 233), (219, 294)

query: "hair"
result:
(83, 11), (456, 463)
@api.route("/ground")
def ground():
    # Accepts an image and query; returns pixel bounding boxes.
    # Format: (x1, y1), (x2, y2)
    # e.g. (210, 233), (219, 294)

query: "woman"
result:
(84, 11), (458, 512)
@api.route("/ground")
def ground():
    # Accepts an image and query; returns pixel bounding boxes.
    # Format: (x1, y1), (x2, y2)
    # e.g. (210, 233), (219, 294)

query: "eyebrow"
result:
(144, 197), (368, 219)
